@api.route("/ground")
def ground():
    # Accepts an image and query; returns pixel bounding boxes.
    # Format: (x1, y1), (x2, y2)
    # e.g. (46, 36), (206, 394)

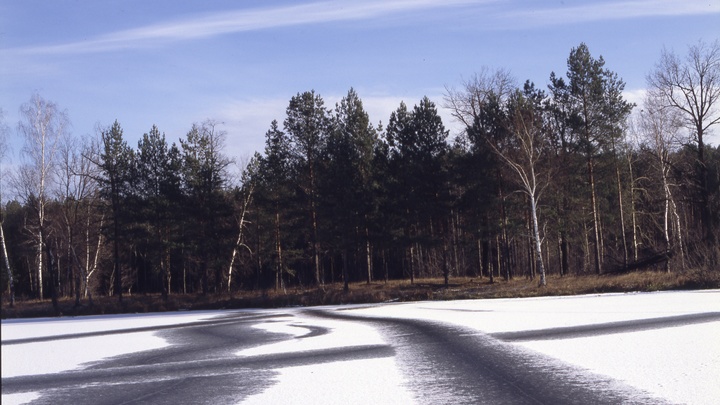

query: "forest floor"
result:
(2, 269), (719, 319)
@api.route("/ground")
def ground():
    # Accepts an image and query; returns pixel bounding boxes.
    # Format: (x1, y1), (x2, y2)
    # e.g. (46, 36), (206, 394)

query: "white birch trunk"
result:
(227, 185), (253, 292)
(1, 222), (14, 306)
(85, 214), (104, 298)
(530, 196), (546, 286)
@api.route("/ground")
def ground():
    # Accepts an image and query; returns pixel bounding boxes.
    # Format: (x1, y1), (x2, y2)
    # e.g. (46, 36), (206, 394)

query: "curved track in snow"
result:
(1, 306), (684, 404)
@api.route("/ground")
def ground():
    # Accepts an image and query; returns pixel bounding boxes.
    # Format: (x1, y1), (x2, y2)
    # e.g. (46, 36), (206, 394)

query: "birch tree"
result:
(647, 39), (720, 245)
(445, 68), (516, 281)
(16, 93), (68, 299)
(56, 132), (101, 305)
(0, 108), (14, 306)
(638, 96), (687, 271)
(493, 84), (551, 286)
(227, 155), (258, 292)
(444, 67), (515, 131)
(80, 134), (104, 300)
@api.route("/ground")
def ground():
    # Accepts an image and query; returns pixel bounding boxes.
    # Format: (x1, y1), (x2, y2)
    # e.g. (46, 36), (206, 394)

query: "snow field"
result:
(2, 290), (719, 404)
(341, 290), (720, 404)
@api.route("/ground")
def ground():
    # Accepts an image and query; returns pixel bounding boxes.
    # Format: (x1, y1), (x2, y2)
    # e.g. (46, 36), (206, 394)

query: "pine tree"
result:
(550, 43), (633, 274)
(386, 97), (449, 282)
(323, 88), (378, 289)
(99, 120), (134, 301)
(284, 91), (330, 285)
(136, 125), (180, 296)
(180, 120), (233, 294)
(258, 120), (294, 291)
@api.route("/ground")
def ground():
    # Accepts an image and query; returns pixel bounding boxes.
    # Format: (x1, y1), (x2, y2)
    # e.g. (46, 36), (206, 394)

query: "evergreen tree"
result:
(284, 91), (330, 285)
(136, 125), (181, 296)
(99, 120), (134, 301)
(323, 88), (378, 289)
(181, 120), (233, 294)
(386, 97), (449, 282)
(258, 120), (294, 290)
(549, 43), (633, 274)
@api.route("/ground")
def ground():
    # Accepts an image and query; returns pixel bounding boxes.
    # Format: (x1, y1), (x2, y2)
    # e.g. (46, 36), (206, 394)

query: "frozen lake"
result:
(2, 290), (719, 404)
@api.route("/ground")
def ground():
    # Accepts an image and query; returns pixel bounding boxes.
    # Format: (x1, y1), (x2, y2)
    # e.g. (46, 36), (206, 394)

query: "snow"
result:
(1, 311), (236, 380)
(519, 322), (720, 405)
(2, 290), (719, 405)
(1, 311), (229, 405)
(1, 310), (227, 340)
(235, 313), (416, 404)
(235, 314), (386, 357)
(345, 290), (718, 333)
(1, 331), (167, 378)
(240, 358), (415, 405)
(343, 290), (720, 404)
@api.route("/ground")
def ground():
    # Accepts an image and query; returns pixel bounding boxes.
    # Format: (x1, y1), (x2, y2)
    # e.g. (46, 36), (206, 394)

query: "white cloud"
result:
(500, 0), (720, 28)
(208, 90), (464, 161)
(10, 0), (483, 55)
(355, 93), (464, 137)
(622, 88), (647, 108)
(209, 97), (289, 160)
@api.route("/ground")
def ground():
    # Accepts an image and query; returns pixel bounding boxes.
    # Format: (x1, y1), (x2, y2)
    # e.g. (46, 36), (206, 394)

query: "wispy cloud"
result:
(9, 0), (482, 55)
(212, 90), (464, 160)
(500, 0), (720, 28)
(9, 0), (713, 56)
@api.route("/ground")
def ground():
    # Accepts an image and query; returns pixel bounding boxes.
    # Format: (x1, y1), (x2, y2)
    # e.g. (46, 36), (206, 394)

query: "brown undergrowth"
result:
(2, 270), (719, 319)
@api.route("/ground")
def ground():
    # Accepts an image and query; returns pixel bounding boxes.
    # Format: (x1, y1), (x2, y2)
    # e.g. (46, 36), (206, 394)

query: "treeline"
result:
(1, 42), (719, 305)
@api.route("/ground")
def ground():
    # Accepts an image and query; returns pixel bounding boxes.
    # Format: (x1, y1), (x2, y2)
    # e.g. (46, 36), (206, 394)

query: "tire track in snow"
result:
(492, 312), (720, 342)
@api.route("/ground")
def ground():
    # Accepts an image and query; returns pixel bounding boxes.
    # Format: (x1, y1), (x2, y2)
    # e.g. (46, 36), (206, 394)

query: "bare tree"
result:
(0, 108), (15, 306)
(227, 155), (258, 292)
(490, 86), (551, 286)
(624, 131), (641, 263)
(444, 67), (517, 281)
(56, 132), (102, 304)
(637, 96), (687, 271)
(647, 39), (720, 244)
(15, 93), (68, 299)
(444, 67), (515, 131)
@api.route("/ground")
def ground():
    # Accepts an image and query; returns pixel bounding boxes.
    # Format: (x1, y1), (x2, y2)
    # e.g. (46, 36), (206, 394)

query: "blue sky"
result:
(2, 0), (719, 163)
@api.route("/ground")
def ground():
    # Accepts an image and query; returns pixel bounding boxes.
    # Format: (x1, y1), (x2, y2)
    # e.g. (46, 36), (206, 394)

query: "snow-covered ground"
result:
(343, 290), (720, 404)
(2, 290), (719, 404)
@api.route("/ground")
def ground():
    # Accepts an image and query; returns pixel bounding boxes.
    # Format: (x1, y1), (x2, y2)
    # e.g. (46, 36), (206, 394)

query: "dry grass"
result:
(2, 270), (719, 319)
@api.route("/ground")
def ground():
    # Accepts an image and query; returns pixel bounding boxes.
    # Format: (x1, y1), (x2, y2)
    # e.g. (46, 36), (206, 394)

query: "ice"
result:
(2, 290), (718, 405)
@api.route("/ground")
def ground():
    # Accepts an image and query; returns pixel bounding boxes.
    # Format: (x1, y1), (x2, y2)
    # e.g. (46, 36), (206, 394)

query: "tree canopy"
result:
(2, 42), (719, 304)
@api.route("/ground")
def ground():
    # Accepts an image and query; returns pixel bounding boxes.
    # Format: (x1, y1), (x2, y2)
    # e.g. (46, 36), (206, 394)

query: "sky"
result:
(1, 0), (719, 165)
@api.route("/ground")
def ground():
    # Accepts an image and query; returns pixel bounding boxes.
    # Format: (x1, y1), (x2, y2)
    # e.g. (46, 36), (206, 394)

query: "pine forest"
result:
(1, 42), (719, 308)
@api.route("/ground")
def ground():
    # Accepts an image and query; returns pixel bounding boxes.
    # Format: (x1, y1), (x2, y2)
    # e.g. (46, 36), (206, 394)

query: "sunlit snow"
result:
(2, 290), (719, 404)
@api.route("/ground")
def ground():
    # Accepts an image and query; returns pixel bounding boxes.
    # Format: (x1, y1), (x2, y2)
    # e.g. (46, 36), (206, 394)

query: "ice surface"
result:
(2, 290), (718, 405)
(1, 310), (230, 340)
(341, 290), (720, 404)
(236, 314), (386, 357)
(238, 358), (415, 405)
